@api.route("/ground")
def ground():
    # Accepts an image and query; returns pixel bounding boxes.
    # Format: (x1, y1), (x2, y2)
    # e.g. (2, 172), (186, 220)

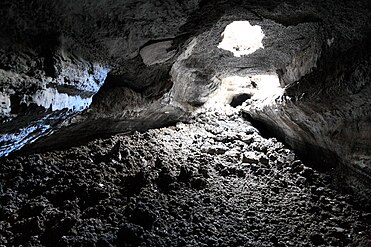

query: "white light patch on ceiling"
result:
(218, 21), (264, 57)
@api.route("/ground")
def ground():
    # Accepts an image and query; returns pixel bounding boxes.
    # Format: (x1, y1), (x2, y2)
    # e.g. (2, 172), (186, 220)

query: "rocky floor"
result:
(0, 106), (370, 247)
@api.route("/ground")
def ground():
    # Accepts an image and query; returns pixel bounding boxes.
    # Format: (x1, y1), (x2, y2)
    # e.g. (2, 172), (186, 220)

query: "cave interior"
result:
(0, 0), (371, 246)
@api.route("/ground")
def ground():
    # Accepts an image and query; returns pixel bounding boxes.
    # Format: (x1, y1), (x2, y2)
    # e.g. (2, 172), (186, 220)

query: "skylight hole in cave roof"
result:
(218, 21), (265, 57)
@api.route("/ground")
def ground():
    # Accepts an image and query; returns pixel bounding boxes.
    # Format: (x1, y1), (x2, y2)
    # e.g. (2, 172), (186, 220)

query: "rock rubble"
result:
(1, 107), (370, 246)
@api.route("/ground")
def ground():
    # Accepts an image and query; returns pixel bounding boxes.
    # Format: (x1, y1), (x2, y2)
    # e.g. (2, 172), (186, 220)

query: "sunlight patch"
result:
(203, 73), (283, 110)
(250, 74), (283, 99)
(218, 21), (264, 57)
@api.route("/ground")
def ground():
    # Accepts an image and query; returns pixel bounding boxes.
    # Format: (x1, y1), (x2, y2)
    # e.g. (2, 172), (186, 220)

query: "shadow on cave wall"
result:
(241, 111), (339, 173)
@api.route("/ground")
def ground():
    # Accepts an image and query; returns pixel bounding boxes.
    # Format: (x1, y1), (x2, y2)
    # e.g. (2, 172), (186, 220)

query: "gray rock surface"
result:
(0, 0), (323, 155)
(1, 107), (370, 246)
(242, 31), (371, 193)
(0, 0), (371, 196)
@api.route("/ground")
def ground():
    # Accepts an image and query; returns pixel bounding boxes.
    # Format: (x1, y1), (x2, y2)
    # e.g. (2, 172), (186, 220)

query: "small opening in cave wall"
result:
(230, 93), (251, 107)
(218, 21), (264, 57)
(204, 74), (283, 109)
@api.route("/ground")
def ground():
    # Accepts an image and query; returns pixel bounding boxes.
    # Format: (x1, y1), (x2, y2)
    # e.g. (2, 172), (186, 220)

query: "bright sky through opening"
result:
(218, 21), (264, 57)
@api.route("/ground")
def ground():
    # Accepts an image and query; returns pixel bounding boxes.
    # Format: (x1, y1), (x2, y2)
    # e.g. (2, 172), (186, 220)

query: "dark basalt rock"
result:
(0, 1), (371, 245)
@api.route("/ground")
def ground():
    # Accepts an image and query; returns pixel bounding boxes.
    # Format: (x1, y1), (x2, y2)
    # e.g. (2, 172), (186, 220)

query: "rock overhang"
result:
(169, 15), (322, 109)
(0, 2), (335, 156)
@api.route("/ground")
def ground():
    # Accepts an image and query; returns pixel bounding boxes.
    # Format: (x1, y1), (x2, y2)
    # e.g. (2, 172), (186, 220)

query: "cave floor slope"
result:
(0, 107), (370, 246)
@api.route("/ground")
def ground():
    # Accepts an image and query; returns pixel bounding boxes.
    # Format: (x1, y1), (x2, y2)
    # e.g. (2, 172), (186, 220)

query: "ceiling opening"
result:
(217, 21), (265, 57)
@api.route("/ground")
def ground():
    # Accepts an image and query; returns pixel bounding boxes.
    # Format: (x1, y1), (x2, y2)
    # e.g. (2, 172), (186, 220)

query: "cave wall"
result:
(0, 0), (202, 155)
(0, 0), (371, 191)
(244, 34), (371, 176)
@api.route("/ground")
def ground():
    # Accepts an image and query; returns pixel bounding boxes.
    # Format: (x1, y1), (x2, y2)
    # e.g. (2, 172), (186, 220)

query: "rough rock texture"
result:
(1, 108), (370, 246)
(242, 8), (371, 192)
(0, 0), (201, 155)
(0, 0), (324, 155)
(1, 0), (371, 205)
